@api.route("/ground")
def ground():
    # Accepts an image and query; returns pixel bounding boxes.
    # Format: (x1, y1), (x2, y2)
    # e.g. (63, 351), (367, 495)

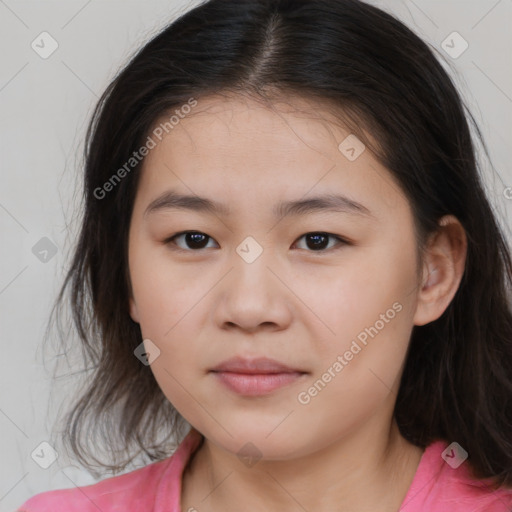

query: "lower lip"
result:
(211, 371), (305, 396)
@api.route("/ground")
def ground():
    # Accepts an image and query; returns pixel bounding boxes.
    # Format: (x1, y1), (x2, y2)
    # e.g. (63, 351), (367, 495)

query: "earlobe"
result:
(413, 215), (467, 327)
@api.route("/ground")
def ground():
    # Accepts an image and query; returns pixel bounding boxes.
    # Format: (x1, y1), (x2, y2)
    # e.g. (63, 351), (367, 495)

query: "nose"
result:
(212, 246), (293, 334)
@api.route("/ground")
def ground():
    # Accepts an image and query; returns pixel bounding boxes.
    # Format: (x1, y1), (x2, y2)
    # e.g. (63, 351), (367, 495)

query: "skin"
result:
(128, 93), (467, 512)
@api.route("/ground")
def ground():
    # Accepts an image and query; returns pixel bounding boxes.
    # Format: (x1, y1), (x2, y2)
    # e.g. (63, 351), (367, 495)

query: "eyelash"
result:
(163, 231), (350, 253)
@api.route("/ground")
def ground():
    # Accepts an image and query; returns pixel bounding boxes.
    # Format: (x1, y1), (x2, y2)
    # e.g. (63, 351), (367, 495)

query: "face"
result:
(128, 93), (424, 460)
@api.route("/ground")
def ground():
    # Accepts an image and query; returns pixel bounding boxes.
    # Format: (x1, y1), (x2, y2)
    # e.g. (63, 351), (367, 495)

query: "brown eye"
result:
(293, 232), (347, 252)
(166, 231), (218, 251)
(164, 231), (348, 253)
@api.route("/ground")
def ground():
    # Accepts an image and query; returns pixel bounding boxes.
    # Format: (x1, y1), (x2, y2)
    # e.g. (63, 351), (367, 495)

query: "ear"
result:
(413, 215), (467, 326)
(129, 296), (140, 324)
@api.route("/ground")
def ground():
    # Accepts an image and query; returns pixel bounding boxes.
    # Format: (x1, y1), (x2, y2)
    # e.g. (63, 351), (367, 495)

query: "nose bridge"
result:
(235, 234), (267, 266)
(210, 222), (297, 332)
(213, 233), (287, 325)
(231, 234), (275, 290)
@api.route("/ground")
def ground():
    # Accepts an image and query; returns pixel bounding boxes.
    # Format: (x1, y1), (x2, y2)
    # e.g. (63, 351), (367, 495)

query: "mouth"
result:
(209, 356), (308, 396)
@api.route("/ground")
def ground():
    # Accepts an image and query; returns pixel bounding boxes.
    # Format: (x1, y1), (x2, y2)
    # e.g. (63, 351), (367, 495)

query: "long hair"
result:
(50, 0), (512, 487)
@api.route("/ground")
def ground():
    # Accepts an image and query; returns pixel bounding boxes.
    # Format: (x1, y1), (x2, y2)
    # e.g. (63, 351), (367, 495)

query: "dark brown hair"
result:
(49, 0), (512, 488)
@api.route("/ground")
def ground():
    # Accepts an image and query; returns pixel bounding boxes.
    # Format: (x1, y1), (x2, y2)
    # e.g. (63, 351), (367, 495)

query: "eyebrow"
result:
(144, 190), (374, 219)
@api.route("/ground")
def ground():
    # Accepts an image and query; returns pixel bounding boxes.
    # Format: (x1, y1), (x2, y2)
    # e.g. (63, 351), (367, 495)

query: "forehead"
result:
(135, 93), (409, 222)
(150, 92), (371, 162)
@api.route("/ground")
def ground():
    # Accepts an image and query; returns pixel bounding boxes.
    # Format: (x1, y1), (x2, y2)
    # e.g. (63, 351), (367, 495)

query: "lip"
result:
(209, 357), (307, 396)
(210, 356), (303, 374)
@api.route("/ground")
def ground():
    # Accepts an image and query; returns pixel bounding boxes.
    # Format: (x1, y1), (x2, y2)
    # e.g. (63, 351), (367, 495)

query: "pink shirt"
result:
(16, 428), (512, 511)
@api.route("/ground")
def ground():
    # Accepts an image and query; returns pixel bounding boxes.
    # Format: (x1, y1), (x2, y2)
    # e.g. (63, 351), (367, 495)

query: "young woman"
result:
(17, 0), (512, 510)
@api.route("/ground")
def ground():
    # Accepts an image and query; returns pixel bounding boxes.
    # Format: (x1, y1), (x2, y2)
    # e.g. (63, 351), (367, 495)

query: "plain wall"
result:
(1, 0), (511, 510)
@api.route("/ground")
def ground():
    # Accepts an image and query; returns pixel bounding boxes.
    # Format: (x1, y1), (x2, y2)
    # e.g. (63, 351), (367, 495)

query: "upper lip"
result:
(210, 356), (305, 374)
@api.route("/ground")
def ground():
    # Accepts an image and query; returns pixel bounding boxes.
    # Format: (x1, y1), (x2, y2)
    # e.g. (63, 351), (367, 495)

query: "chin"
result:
(202, 423), (312, 463)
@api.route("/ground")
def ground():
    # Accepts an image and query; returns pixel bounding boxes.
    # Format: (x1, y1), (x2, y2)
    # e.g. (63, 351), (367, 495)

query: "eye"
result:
(165, 231), (219, 251)
(293, 232), (347, 252)
(164, 231), (348, 253)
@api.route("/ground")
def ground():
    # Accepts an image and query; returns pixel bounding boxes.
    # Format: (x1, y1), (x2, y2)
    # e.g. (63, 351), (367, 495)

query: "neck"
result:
(181, 417), (424, 512)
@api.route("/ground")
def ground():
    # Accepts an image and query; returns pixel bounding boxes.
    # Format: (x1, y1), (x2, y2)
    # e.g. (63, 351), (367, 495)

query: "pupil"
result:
(308, 233), (328, 250)
(187, 232), (208, 249)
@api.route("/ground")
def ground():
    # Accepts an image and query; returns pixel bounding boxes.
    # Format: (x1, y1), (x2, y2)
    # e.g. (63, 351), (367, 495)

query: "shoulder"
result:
(15, 428), (204, 512)
(402, 439), (512, 512)
(15, 457), (172, 512)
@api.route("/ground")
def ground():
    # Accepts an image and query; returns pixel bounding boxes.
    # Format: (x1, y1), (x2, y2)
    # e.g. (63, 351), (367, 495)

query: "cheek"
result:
(129, 244), (204, 338)
(315, 247), (416, 344)
(130, 258), (208, 424)
(310, 238), (419, 395)
(295, 301), (414, 446)
(128, 241), (209, 385)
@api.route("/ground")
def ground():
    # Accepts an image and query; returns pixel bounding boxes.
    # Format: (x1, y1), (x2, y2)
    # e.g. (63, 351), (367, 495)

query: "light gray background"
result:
(1, 0), (511, 510)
